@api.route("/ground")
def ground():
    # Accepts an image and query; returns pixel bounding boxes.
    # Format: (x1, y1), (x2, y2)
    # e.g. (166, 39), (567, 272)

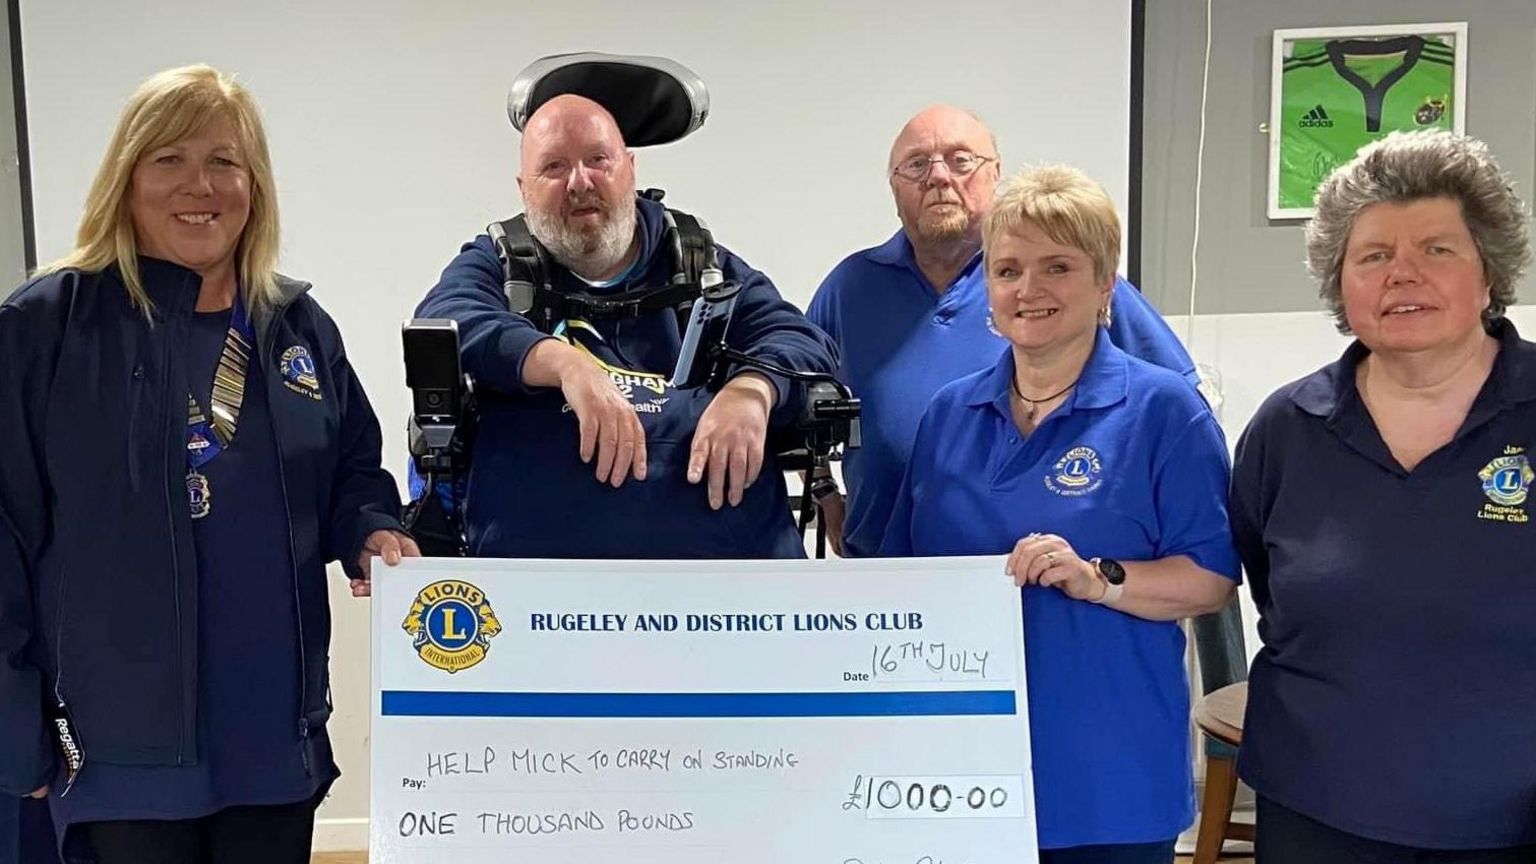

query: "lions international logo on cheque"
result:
(1045, 446), (1104, 496)
(401, 580), (503, 673)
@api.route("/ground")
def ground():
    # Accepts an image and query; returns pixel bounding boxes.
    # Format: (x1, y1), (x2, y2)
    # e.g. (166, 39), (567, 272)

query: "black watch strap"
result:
(808, 476), (840, 501)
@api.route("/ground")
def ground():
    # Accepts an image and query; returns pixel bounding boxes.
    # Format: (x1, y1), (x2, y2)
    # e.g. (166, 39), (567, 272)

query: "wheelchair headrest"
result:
(507, 52), (709, 147)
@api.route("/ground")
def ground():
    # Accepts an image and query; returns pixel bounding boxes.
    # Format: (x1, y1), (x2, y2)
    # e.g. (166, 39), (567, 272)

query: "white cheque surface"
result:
(371, 556), (1036, 864)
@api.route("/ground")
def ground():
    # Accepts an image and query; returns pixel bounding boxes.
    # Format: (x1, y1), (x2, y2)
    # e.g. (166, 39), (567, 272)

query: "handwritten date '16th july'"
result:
(869, 641), (988, 680)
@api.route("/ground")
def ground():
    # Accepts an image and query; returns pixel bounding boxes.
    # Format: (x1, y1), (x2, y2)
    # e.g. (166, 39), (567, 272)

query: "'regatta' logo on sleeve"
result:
(401, 580), (503, 673)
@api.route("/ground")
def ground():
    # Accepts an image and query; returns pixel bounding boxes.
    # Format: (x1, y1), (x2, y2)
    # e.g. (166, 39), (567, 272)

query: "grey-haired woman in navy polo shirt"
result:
(1232, 130), (1536, 862)
(0, 66), (418, 863)
(882, 166), (1240, 864)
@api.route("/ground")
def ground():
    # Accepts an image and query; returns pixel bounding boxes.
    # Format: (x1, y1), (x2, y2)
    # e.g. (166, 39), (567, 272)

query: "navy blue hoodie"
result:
(0, 260), (402, 796)
(415, 198), (838, 558)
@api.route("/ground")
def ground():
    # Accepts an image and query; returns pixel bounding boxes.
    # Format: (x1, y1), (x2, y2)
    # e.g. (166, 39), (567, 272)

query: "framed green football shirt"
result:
(1272, 32), (1458, 215)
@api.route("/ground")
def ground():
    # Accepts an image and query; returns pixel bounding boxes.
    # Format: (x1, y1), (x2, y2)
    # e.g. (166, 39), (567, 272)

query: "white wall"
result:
(20, 0), (1132, 847)
(1168, 305), (1536, 670)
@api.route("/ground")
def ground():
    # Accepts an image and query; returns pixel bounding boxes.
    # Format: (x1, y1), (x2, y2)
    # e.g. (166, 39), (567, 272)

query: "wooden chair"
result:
(1192, 682), (1254, 863)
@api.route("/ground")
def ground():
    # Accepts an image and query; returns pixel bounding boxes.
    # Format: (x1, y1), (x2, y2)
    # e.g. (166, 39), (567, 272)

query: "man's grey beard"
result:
(915, 206), (973, 246)
(526, 203), (637, 280)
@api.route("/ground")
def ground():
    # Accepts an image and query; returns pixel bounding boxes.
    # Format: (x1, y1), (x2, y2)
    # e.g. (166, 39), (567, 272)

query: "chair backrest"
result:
(1190, 597), (1249, 758)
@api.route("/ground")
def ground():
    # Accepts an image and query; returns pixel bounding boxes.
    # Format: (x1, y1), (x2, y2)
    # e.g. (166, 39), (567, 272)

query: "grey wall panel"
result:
(0, 1), (25, 286)
(1141, 0), (1536, 317)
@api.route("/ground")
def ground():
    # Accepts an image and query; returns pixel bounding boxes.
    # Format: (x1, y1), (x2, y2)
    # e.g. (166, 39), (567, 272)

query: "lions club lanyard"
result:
(185, 296), (254, 519)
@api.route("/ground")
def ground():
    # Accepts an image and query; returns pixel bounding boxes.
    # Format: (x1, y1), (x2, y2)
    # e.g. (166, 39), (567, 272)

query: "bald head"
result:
(519, 94), (627, 168)
(888, 104), (1001, 252)
(888, 104), (998, 174)
(516, 93), (639, 280)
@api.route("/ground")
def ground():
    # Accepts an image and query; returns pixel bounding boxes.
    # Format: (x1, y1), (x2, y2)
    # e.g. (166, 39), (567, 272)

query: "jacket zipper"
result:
(126, 365), (146, 490)
(266, 388), (311, 775)
(258, 295), (313, 775)
(155, 319), (190, 765)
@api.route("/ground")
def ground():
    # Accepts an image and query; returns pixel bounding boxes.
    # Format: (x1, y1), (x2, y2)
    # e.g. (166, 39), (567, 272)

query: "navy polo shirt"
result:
(1232, 317), (1536, 849)
(50, 310), (331, 838)
(807, 230), (1198, 558)
(880, 329), (1240, 848)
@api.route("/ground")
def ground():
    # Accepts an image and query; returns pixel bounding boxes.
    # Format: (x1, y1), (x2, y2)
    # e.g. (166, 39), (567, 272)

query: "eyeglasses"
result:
(891, 151), (997, 183)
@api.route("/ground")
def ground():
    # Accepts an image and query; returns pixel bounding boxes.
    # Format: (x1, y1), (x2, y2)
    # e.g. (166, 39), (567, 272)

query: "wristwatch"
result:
(1089, 557), (1125, 605)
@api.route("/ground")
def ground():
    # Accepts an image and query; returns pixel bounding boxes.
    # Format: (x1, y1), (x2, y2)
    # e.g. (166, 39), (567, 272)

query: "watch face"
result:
(1098, 558), (1127, 585)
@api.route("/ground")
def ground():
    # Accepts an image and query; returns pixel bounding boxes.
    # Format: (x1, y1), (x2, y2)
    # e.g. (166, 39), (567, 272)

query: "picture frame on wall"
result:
(1267, 22), (1467, 220)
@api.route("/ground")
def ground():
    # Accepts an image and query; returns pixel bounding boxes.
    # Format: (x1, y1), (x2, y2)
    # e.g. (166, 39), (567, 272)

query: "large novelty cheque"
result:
(371, 557), (1037, 864)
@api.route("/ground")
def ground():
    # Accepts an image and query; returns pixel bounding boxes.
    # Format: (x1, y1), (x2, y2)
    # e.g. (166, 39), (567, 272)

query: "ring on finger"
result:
(1046, 551), (1057, 568)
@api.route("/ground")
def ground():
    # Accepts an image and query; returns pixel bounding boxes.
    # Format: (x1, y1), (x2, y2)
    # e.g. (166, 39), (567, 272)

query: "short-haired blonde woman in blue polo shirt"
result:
(881, 165), (1239, 864)
(1232, 131), (1536, 862)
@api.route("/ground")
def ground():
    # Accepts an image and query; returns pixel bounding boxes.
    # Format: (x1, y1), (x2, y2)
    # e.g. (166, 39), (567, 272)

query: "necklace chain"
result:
(1011, 375), (1077, 421)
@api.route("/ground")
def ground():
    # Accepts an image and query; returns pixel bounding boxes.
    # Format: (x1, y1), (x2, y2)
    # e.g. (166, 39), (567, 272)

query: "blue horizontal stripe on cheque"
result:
(381, 690), (1016, 718)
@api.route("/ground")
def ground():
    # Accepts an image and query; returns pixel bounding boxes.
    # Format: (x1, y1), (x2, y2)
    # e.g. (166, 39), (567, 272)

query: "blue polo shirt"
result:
(807, 231), (1198, 558)
(1232, 317), (1536, 850)
(879, 329), (1239, 848)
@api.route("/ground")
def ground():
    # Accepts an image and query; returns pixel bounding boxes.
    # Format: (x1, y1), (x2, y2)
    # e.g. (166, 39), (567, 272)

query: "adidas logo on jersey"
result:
(1298, 105), (1334, 128)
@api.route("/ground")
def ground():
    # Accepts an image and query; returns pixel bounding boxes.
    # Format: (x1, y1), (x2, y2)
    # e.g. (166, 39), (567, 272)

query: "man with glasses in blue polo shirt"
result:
(806, 104), (1198, 557)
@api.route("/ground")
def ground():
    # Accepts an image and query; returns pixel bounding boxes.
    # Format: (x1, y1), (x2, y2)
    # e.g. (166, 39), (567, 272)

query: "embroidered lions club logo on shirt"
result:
(1045, 446), (1104, 497)
(1477, 447), (1532, 524)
